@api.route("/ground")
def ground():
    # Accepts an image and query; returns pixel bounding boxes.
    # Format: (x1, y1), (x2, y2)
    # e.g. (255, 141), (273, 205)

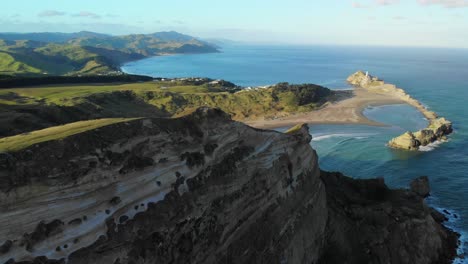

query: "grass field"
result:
(0, 81), (225, 105)
(0, 80), (333, 147)
(0, 117), (139, 152)
(0, 81), (328, 115)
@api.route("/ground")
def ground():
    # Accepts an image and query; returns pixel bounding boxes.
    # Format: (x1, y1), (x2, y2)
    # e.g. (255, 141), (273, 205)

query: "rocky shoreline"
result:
(347, 71), (453, 151)
(0, 108), (459, 264)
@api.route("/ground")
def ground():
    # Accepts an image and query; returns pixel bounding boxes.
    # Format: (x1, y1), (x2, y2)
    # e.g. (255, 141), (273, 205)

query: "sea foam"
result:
(419, 140), (447, 152)
(312, 133), (374, 142)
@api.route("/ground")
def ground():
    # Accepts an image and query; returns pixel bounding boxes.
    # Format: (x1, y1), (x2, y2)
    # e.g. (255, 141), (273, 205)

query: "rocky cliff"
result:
(0, 108), (458, 264)
(347, 71), (453, 151)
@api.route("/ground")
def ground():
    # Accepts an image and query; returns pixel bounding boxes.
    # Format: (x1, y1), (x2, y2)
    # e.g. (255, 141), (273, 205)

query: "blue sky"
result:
(0, 0), (467, 48)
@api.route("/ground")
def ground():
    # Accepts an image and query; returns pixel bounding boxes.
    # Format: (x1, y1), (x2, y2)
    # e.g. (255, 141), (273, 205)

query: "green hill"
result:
(0, 51), (41, 74)
(0, 79), (336, 137)
(66, 32), (218, 56)
(0, 40), (141, 76)
(0, 31), (218, 76)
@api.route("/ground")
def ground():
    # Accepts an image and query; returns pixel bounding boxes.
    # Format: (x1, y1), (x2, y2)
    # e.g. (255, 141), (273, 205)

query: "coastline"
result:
(246, 86), (406, 129)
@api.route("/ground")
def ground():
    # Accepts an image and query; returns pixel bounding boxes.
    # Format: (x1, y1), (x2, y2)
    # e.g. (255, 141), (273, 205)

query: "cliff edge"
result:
(347, 71), (453, 150)
(0, 108), (458, 263)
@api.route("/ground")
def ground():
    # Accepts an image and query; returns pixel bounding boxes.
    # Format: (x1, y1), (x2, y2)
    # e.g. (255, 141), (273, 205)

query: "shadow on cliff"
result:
(319, 170), (459, 264)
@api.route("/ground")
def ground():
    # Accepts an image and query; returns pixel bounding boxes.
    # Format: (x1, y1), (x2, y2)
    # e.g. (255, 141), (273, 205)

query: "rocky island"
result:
(347, 71), (453, 150)
(0, 108), (459, 264)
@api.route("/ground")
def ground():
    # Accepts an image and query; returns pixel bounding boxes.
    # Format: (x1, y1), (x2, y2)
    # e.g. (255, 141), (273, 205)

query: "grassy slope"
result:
(0, 81), (331, 119)
(0, 80), (333, 150)
(0, 51), (42, 74)
(0, 117), (139, 152)
(0, 42), (115, 76)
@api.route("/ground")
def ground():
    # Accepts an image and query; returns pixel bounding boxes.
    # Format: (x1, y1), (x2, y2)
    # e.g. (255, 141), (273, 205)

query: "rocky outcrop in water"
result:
(0, 108), (458, 264)
(347, 71), (453, 151)
(389, 117), (453, 150)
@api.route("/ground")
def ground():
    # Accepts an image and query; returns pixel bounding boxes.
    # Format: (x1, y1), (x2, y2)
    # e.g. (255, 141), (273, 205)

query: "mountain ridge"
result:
(0, 31), (218, 76)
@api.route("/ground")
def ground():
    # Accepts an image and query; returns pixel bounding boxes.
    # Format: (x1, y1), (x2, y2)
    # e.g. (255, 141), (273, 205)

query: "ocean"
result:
(122, 44), (468, 262)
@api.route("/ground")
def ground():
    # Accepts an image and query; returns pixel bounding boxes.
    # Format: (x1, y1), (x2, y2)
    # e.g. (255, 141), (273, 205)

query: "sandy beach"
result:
(246, 87), (406, 129)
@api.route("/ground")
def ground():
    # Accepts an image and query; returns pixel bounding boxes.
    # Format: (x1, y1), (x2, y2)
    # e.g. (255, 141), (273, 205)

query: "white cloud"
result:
(72, 11), (101, 19)
(418, 0), (468, 8)
(352, 1), (369, 8)
(38, 10), (66, 17)
(376, 0), (400, 5)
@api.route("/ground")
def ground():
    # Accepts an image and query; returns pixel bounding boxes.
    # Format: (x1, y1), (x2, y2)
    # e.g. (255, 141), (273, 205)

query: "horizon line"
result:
(0, 30), (467, 50)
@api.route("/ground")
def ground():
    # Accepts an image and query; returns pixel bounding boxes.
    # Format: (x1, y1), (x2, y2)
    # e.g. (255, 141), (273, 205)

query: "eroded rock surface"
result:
(0, 108), (458, 264)
(347, 71), (453, 151)
(410, 176), (431, 198)
(320, 172), (458, 264)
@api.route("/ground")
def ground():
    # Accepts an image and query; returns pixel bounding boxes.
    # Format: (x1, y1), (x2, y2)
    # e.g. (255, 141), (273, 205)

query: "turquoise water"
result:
(123, 44), (468, 262)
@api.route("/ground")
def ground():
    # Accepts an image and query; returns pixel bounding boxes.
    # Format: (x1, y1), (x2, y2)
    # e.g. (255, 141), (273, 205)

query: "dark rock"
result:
(24, 219), (64, 250)
(68, 218), (82, 226)
(0, 240), (13, 254)
(0, 152), (16, 170)
(119, 156), (154, 174)
(88, 161), (97, 168)
(203, 143), (218, 156)
(119, 215), (129, 224)
(410, 176), (430, 198)
(180, 152), (205, 168)
(109, 196), (122, 205)
(431, 208), (448, 223)
(319, 171), (459, 264)
(33, 256), (57, 264)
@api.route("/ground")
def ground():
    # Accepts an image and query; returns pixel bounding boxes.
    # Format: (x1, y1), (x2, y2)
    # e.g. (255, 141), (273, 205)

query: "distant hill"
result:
(0, 40), (144, 75)
(67, 32), (218, 56)
(0, 31), (109, 43)
(0, 31), (219, 76)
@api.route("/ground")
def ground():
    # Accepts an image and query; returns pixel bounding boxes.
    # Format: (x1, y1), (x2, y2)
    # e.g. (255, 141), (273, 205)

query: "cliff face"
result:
(0, 108), (458, 264)
(347, 71), (453, 151)
(320, 172), (458, 264)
